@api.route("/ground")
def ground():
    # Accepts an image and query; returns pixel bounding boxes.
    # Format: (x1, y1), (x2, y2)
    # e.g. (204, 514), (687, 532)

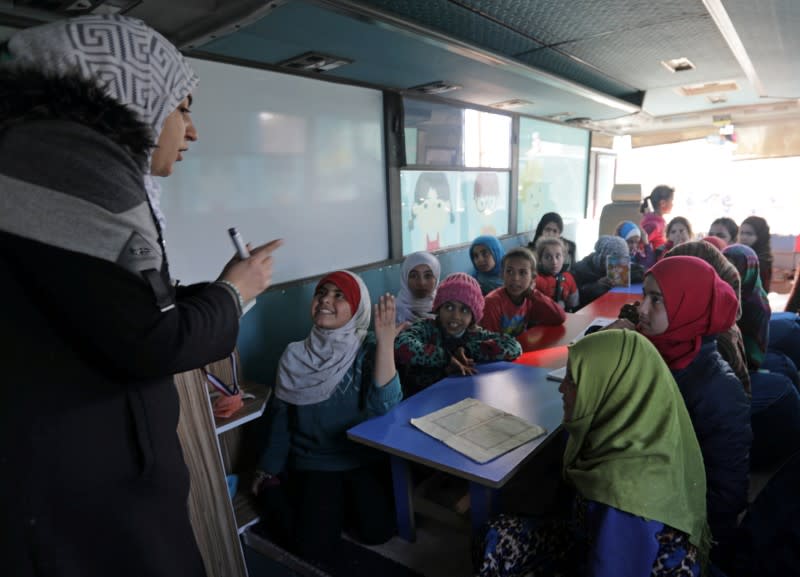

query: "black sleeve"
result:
(3, 231), (239, 380)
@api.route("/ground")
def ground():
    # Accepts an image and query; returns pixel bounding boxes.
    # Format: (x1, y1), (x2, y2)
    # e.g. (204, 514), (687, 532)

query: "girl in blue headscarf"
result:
(470, 235), (505, 295)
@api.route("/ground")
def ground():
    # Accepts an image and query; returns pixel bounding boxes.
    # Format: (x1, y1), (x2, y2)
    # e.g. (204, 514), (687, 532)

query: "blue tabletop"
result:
(610, 282), (643, 294)
(348, 362), (564, 488)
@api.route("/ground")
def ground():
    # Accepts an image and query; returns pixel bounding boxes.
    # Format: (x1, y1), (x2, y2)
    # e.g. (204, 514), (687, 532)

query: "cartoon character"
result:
(474, 172), (500, 236)
(410, 172), (453, 251)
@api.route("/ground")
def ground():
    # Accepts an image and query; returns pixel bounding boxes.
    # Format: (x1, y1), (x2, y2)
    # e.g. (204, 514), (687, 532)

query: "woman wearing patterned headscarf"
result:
(1, 15), (281, 576)
(476, 330), (710, 577)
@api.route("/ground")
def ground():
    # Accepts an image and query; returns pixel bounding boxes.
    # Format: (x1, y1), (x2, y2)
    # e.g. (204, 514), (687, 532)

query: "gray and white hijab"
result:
(6, 14), (198, 230)
(275, 271), (372, 406)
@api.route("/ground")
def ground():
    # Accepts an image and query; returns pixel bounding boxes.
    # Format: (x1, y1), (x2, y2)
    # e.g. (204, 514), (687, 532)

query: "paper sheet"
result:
(410, 398), (546, 464)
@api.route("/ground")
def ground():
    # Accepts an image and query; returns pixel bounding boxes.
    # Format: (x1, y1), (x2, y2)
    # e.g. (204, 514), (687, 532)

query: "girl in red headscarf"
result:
(613, 256), (751, 571)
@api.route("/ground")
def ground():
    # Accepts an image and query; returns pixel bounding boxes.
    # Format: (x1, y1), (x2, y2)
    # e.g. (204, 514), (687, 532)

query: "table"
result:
(347, 362), (564, 540)
(610, 282), (643, 294)
(516, 290), (643, 368)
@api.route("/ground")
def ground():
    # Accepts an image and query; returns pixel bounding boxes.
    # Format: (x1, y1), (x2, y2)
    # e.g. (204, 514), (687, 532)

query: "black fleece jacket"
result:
(0, 69), (237, 577)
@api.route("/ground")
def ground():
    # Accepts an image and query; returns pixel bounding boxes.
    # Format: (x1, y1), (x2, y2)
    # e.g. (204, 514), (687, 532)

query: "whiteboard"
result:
(159, 58), (387, 284)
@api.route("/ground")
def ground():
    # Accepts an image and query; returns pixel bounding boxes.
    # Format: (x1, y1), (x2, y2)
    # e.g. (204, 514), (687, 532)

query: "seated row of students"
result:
(476, 242), (800, 576)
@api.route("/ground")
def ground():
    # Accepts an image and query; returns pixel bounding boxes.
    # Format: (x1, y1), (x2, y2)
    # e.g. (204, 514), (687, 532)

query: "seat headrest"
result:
(611, 184), (642, 202)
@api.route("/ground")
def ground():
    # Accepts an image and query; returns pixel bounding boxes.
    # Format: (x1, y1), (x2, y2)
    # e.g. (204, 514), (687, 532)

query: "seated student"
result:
(526, 212), (577, 268)
(616, 219), (656, 270)
(533, 238), (580, 311)
(610, 256), (750, 568)
(708, 217), (739, 246)
(475, 330), (710, 577)
(722, 244), (797, 378)
(668, 243), (800, 470)
(639, 184), (675, 251)
(396, 250), (440, 324)
(665, 240), (751, 394)
(657, 215), (693, 257)
(483, 247), (566, 344)
(722, 244), (772, 370)
(471, 235), (505, 295)
(252, 271), (403, 566)
(739, 215), (773, 292)
(571, 235), (631, 308)
(394, 272), (522, 395)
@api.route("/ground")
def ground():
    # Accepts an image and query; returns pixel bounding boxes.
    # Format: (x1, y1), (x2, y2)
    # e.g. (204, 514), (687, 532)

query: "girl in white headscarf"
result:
(253, 271), (403, 566)
(396, 250), (441, 324)
(1, 15), (280, 577)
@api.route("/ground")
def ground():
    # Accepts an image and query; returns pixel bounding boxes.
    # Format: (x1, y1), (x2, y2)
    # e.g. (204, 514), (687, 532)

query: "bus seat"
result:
(598, 184), (642, 236)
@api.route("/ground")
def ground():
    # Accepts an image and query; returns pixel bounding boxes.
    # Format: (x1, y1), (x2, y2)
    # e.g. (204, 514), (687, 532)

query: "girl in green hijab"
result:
(476, 329), (710, 577)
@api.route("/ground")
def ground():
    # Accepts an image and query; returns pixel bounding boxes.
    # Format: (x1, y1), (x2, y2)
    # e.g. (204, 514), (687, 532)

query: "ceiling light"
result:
(489, 99), (533, 110)
(708, 95), (728, 104)
(408, 81), (462, 95)
(661, 57), (696, 73)
(678, 80), (739, 96)
(278, 52), (353, 73)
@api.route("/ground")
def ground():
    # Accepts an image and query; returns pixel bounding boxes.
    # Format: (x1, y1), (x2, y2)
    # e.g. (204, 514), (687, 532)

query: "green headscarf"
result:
(564, 329), (710, 561)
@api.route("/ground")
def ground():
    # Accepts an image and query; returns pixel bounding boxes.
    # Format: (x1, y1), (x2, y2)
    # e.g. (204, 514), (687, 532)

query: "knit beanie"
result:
(592, 235), (630, 269)
(618, 221), (641, 241)
(433, 272), (485, 323)
(316, 271), (361, 313)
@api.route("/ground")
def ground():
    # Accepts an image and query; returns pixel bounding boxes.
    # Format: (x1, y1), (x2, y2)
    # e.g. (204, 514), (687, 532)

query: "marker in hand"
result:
(229, 227), (251, 259)
(227, 227), (256, 316)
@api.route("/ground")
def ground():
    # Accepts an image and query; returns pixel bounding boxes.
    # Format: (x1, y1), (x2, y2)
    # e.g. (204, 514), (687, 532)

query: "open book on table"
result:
(410, 398), (546, 464)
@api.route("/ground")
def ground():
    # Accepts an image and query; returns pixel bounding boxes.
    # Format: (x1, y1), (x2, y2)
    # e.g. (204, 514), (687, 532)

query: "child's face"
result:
(658, 197), (674, 215)
(539, 245), (564, 275)
(638, 275), (669, 336)
(437, 300), (474, 336)
(542, 222), (560, 238)
(708, 223), (733, 245)
(407, 264), (436, 298)
(503, 256), (534, 298)
(739, 223), (757, 247)
(471, 244), (496, 273)
(626, 235), (641, 255)
(311, 282), (353, 329)
(668, 223), (690, 246)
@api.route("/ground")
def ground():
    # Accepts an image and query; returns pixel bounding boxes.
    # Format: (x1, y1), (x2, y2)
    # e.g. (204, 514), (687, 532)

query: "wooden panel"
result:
(175, 369), (248, 577)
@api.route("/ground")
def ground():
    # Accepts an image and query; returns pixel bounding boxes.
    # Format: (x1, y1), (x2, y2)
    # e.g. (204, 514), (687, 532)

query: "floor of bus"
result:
(243, 513), (473, 577)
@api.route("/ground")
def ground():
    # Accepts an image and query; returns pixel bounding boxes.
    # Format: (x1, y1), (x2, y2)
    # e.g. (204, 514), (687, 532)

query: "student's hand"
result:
(598, 276), (615, 289)
(447, 347), (477, 376)
(374, 294), (409, 344)
(603, 318), (636, 331)
(251, 470), (279, 496)
(219, 239), (284, 302)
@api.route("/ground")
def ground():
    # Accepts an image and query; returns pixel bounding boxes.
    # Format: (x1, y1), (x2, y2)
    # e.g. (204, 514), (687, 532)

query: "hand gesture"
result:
(219, 238), (284, 302)
(447, 347), (477, 376)
(603, 318), (636, 331)
(374, 293), (409, 345)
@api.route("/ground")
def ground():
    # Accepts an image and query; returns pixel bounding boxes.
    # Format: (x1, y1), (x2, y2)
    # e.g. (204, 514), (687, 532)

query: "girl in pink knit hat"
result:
(394, 272), (522, 396)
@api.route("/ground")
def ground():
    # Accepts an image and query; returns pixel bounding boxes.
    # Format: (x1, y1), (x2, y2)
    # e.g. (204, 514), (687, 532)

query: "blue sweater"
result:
(259, 333), (402, 473)
(671, 337), (751, 546)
